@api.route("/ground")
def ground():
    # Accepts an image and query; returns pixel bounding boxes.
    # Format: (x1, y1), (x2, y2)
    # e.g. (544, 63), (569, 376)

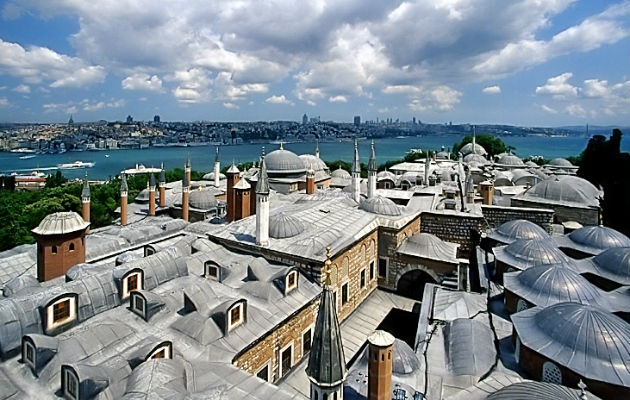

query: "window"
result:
(516, 299), (528, 312)
(341, 282), (348, 306)
(152, 349), (166, 358)
(133, 294), (145, 316)
(23, 340), (35, 368)
(360, 269), (366, 288)
(147, 342), (172, 360)
(54, 300), (70, 322)
(302, 327), (312, 355)
(52, 245), (57, 254)
(378, 258), (388, 278)
(385, 182), (391, 189)
(369, 261), (375, 281)
(204, 261), (219, 280)
(286, 271), (297, 293)
(122, 270), (143, 299)
(63, 368), (79, 400)
(256, 363), (270, 382)
(144, 247), (155, 257)
(542, 361), (562, 384)
(228, 302), (244, 331)
(46, 295), (77, 331)
(69, 243), (75, 252)
(280, 343), (293, 377)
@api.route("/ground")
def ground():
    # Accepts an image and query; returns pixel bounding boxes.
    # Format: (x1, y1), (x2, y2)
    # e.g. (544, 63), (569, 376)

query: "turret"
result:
(120, 174), (128, 226)
(159, 164), (166, 208)
(226, 161), (240, 222)
(148, 173), (156, 216)
(213, 146), (220, 188)
(256, 148), (270, 245)
(367, 330), (395, 400)
(367, 140), (377, 198)
(182, 170), (189, 222)
(352, 139), (361, 203)
(81, 173), (90, 232)
(306, 247), (346, 400)
(233, 177), (251, 221)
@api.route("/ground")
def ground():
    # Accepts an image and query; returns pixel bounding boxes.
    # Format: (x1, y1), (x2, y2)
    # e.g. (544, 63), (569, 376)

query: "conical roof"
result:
(368, 140), (377, 171)
(214, 146), (219, 163)
(81, 174), (90, 198)
(159, 168), (165, 183)
(120, 173), (128, 192)
(256, 152), (269, 195)
(352, 139), (360, 173)
(149, 173), (156, 188)
(182, 169), (189, 187)
(487, 219), (550, 244)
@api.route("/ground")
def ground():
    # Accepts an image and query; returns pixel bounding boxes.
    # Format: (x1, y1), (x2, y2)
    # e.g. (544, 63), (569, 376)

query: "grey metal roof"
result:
(0, 245), (36, 288)
(188, 188), (218, 210)
(376, 170), (396, 182)
(2, 274), (40, 297)
(512, 302), (630, 387)
(331, 167), (351, 179)
(493, 238), (570, 271)
(485, 381), (584, 400)
(266, 148), (306, 174)
(31, 211), (89, 236)
(555, 225), (630, 256)
(464, 153), (487, 165)
(549, 158), (573, 167)
(256, 154), (270, 194)
(576, 246), (630, 286)
(504, 263), (621, 310)
(431, 288), (487, 321)
(233, 178), (251, 190)
(444, 318), (496, 376)
(300, 154), (328, 172)
(306, 283), (345, 386)
(487, 219), (550, 245)
(460, 142), (487, 156)
(202, 171), (226, 181)
(269, 212), (305, 239)
(359, 195), (401, 216)
(397, 232), (459, 264)
(391, 338), (421, 375)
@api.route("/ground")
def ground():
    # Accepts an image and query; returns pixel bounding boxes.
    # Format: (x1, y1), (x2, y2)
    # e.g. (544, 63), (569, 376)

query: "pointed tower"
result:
(367, 140), (377, 198)
(120, 174), (128, 226)
(352, 139), (361, 203)
(182, 170), (189, 222)
(185, 154), (191, 188)
(256, 148), (270, 246)
(148, 173), (156, 216)
(472, 125), (476, 155)
(424, 152), (430, 187)
(307, 246), (346, 400)
(159, 164), (166, 208)
(315, 139), (320, 159)
(81, 173), (90, 232)
(213, 146), (220, 188)
(226, 160), (240, 222)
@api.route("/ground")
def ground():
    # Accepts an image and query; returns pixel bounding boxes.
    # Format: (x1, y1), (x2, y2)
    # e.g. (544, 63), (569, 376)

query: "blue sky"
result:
(0, 0), (628, 126)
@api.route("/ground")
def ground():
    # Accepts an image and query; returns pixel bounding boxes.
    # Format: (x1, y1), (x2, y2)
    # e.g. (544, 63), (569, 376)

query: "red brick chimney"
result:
(148, 173), (156, 216)
(159, 165), (166, 208)
(182, 171), (189, 222)
(226, 162), (240, 222)
(306, 168), (315, 195)
(120, 174), (128, 226)
(367, 330), (395, 400)
(81, 174), (90, 233)
(233, 178), (251, 221)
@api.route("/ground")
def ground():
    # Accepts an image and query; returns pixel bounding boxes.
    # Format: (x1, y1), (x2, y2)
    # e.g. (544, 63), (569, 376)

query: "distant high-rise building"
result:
(302, 113), (308, 125)
(126, 115), (133, 124)
(413, 117), (416, 125)
(354, 115), (361, 127)
(154, 115), (160, 123)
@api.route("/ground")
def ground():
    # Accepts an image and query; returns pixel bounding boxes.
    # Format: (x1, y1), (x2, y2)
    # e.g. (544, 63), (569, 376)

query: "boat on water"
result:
(56, 161), (95, 169)
(19, 155), (36, 160)
(105, 154), (110, 158)
(406, 148), (423, 155)
(10, 149), (36, 153)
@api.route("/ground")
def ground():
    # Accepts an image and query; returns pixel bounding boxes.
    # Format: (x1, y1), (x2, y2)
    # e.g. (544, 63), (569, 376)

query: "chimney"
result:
(120, 174), (128, 226)
(367, 140), (377, 198)
(256, 148), (270, 245)
(306, 168), (315, 195)
(81, 173), (90, 232)
(479, 181), (494, 205)
(159, 165), (166, 208)
(352, 138), (361, 203)
(148, 173), (156, 216)
(185, 154), (191, 187)
(226, 161), (240, 222)
(367, 330), (395, 400)
(182, 170), (189, 222)
(233, 178), (251, 221)
(214, 146), (220, 188)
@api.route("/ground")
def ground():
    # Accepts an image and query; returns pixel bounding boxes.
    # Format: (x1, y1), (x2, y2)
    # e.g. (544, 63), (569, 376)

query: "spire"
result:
(120, 173), (128, 193)
(306, 246), (346, 388)
(368, 140), (377, 172)
(214, 146), (219, 164)
(159, 164), (165, 184)
(315, 139), (320, 159)
(183, 168), (189, 187)
(352, 138), (360, 173)
(81, 172), (90, 199)
(472, 125), (476, 154)
(149, 172), (156, 188)
(256, 147), (269, 195)
(186, 153), (191, 168)
(280, 141), (284, 151)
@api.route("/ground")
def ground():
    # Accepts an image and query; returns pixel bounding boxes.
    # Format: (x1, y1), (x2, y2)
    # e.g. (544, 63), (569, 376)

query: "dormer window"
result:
(122, 269), (143, 299)
(285, 270), (298, 294)
(131, 292), (146, 318)
(148, 342), (172, 360)
(22, 339), (36, 369)
(204, 261), (219, 281)
(45, 294), (77, 332)
(144, 246), (155, 257)
(62, 366), (79, 400)
(228, 301), (246, 332)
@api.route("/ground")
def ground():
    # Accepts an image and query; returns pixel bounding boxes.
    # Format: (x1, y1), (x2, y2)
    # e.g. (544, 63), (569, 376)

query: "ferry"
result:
(56, 161), (95, 169)
(19, 155), (36, 160)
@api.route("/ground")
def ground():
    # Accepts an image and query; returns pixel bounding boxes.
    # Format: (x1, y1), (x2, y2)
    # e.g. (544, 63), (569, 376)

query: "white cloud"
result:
(0, 97), (9, 107)
(540, 104), (558, 114)
(265, 95), (294, 105)
(482, 85), (501, 94)
(12, 84), (30, 94)
(328, 95), (347, 103)
(223, 102), (239, 109)
(566, 104), (586, 118)
(408, 85), (462, 112)
(121, 74), (163, 92)
(535, 72), (578, 99)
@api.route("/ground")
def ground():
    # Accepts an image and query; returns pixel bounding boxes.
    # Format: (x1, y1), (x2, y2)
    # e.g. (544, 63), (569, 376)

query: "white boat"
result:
(105, 154), (110, 158)
(19, 155), (36, 160)
(56, 161), (95, 169)
(10, 149), (36, 153)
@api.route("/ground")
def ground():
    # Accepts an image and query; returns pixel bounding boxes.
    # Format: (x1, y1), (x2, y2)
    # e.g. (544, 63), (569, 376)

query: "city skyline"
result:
(0, 1), (628, 126)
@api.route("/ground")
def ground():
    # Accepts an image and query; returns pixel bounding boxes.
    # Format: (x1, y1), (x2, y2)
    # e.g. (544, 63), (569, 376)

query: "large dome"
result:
(516, 176), (599, 207)
(493, 238), (569, 270)
(562, 225), (630, 254)
(487, 219), (550, 244)
(188, 189), (218, 210)
(265, 148), (306, 175)
(359, 196), (401, 216)
(460, 142), (487, 156)
(512, 302), (630, 387)
(269, 212), (305, 239)
(299, 154), (327, 172)
(497, 154), (524, 166)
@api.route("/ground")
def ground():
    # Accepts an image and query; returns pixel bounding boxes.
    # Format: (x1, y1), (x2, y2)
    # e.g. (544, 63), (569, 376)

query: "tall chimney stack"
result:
(352, 138), (361, 203)
(148, 173), (156, 216)
(120, 174), (128, 226)
(367, 330), (395, 400)
(185, 154), (191, 188)
(306, 168), (315, 195)
(367, 140), (377, 198)
(81, 172), (90, 233)
(159, 164), (166, 208)
(214, 147), (220, 188)
(182, 170), (189, 222)
(226, 161), (240, 222)
(256, 148), (270, 245)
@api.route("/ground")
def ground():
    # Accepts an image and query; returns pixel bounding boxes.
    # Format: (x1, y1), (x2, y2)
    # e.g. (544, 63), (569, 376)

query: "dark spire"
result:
(81, 172), (90, 198)
(120, 173), (128, 193)
(182, 168), (189, 187)
(256, 147), (270, 195)
(306, 246), (346, 386)
(186, 153), (191, 168)
(352, 138), (360, 173)
(368, 140), (377, 172)
(149, 172), (156, 188)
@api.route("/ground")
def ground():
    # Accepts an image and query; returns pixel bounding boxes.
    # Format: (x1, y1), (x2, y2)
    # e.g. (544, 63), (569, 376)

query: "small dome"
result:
(463, 153), (487, 164)
(436, 151), (450, 159)
(512, 302), (630, 387)
(202, 171), (226, 181)
(497, 154), (524, 166)
(331, 167), (351, 179)
(486, 381), (586, 400)
(525, 160), (539, 168)
(32, 211), (89, 236)
(342, 180), (368, 195)
(377, 170), (396, 182)
(391, 339), (421, 375)
(135, 188), (159, 202)
(269, 212), (305, 239)
(188, 189), (218, 210)
(549, 158), (573, 167)
(299, 154), (328, 172)
(567, 225), (630, 251)
(487, 219), (550, 244)
(460, 142), (487, 156)
(359, 196), (401, 216)
(494, 238), (569, 270)
(265, 148), (306, 175)
(493, 171), (514, 186)
(584, 246), (630, 285)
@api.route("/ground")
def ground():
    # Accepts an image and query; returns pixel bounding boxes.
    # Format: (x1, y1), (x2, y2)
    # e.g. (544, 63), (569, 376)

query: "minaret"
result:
(148, 173), (156, 216)
(424, 152), (430, 187)
(185, 154), (191, 188)
(352, 138), (361, 203)
(367, 140), (377, 198)
(213, 146), (220, 187)
(256, 148), (270, 246)
(367, 330), (395, 400)
(226, 160), (240, 222)
(81, 172), (90, 232)
(159, 164), (166, 208)
(306, 246), (346, 400)
(472, 125), (476, 155)
(120, 174), (128, 226)
(315, 139), (320, 159)
(182, 170), (189, 222)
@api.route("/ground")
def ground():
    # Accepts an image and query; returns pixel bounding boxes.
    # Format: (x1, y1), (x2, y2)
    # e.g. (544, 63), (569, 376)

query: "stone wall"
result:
(377, 215), (421, 289)
(481, 204), (555, 234)
(510, 198), (599, 226)
(420, 211), (484, 257)
(233, 299), (319, 383)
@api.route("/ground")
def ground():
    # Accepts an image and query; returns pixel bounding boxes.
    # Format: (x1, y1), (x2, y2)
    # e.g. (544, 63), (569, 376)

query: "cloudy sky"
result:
(0, 0), (628, 125)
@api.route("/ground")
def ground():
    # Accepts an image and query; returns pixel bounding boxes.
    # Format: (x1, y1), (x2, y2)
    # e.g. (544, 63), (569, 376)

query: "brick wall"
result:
(481, 204), (555, 234)
(420, 212), (484, 257)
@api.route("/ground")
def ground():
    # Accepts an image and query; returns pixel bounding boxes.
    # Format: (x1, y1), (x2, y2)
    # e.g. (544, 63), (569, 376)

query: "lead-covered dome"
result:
(460, 142), (487, 156)
(188, 189), (218, 210)
(299, 154), (327, 172)
(32, 211), (90, 235)
(512, 302), (630, 387)
(557, 225), (630, 256)
(463, 153), (487, 165)
(397, 232), (459, 263)
(487, 219), (550, 245)
(202, 171), (226, 181)
(359, 196), (401, 216)
(269, 212), (305, 239)
(493, 238), (569, 271)
(377, 170), (396, 182)
(515, 176), (599, 207)
(486, 381), (586, 400)
(497, 154), (524, 166)
(574, 246), (630, 286)
(265, 148), (306, 175)
(549, 158), (573, 167)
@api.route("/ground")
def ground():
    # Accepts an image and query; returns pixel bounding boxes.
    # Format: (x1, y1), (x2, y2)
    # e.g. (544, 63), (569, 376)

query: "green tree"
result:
(45, 170), (68, 188)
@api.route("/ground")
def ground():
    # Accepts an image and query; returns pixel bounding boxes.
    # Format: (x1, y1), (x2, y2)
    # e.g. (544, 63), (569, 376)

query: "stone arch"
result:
(394, 264), (439, 300)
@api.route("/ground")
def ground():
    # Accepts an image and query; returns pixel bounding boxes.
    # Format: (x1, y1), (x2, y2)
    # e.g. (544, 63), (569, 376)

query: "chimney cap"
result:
(32, 211), (90, 236)
(368, 330), (395, 347)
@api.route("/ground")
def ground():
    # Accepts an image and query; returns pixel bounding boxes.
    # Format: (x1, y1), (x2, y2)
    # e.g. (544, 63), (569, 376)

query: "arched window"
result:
(542, 361), (562, 384)
(52, 245), (57, 254)
(22, 338), (36, 369)
(228, 301), (246, 331)
(516, 299), (528, 312)
(122, 269), (143, 299)
(148, 342), (172, 360)
(45, 294), (78, 332)
(62, 366), (79, 400)
(285, 270), (298, 294)
(69, 243), (75, 252)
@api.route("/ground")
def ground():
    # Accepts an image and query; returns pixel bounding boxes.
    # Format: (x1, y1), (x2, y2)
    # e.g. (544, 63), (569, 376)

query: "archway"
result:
(396, 269), (438, 300)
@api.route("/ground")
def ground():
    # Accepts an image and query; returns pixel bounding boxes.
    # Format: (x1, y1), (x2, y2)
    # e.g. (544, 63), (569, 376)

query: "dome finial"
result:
(280, 141), (284, 151)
